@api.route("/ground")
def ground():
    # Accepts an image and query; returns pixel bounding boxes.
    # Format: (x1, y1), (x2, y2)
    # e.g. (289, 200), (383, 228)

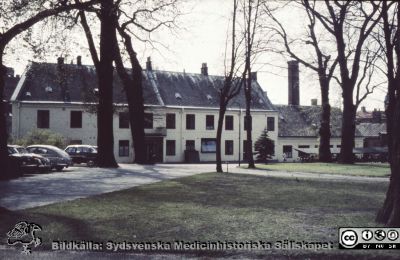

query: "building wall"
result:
(275, 137), (364, 162)
(12, 102), (278, 163)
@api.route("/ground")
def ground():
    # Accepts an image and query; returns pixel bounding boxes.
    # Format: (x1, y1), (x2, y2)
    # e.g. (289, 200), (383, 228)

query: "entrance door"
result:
(145, 137), (163, 163)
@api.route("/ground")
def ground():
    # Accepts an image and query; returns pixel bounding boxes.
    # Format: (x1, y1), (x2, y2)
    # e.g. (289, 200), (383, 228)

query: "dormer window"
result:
(206, 94), (212, 101)
(175, 92), (182, 99)
(25, 92), (31, 97)
(93, 88), (99, 95)
(45, 86), (53, 93)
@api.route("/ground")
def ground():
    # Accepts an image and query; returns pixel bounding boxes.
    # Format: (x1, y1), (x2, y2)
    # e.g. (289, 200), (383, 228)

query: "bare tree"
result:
(266, 1), (339, 162)
(216, 0), (246, 173)
(303, 0), (383, 164)
(375, 1), (400, 226)
(114, 0), (180, 164)
(243, 0), (263, 169)
(0, 0), (98, 178)
(80, 0), (181, 164)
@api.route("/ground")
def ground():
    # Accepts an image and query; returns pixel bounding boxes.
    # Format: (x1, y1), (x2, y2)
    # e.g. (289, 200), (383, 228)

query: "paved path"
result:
(0, 164), (216, 210)
(0, 163), (388, 210)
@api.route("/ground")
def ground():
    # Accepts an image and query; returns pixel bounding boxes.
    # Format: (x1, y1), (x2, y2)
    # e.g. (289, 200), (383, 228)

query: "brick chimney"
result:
(77, 56), (82, 66)
(361, 106), (366, 113)
(201, 63), (208, 76)
(288, 60), (299, 106)
(311, 99), (318, 106)
(57, 57), (64, 66)
(251, 72), (257, 81)
(146, 57), (152, 70)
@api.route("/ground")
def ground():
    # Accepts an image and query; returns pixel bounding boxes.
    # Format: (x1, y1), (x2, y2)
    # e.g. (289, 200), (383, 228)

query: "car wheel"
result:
(55, 166), (64, 171)
(87, 160), (95, 167)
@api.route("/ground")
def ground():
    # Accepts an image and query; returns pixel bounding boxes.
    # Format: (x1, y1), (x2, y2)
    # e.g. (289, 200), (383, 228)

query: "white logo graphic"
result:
(361, 230), (373, 241)
(387, 230), (399, 241)
(341, 230), (358, 248)
(6, 221), (42, 254)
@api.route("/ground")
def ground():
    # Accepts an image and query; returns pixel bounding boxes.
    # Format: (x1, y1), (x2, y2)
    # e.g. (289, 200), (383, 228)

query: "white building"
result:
(11, 58), (278, 163)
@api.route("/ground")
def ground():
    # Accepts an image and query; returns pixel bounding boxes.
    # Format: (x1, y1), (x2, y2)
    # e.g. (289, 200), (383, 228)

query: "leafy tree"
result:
(254, 128), (274, 163)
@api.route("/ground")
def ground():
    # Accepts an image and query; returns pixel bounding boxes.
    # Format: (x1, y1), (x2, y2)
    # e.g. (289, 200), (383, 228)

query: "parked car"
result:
(27, 145), (72, 171)
(64, 145), (97, 167)
(8, 145), (51, 174)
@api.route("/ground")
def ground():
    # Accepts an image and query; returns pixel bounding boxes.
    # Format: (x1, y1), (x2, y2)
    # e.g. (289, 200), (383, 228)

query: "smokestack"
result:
(288, 60), (299, 106)
(201, 63), (208, 76)
(77, 56), (82, 66)
(311, 99), (318, 106)
(146, 57), (152, 70)
(361, 106), (366, 113)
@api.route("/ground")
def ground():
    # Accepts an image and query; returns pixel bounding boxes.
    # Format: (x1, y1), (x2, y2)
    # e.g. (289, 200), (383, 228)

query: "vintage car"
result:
(64, 145), (97, 167)
(27, 145), (72, 171)
(8, 145), (51, 174)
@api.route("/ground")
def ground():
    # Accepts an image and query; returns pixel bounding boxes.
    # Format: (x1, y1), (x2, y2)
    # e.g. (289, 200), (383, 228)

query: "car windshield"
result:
(16, 147), (28, 154)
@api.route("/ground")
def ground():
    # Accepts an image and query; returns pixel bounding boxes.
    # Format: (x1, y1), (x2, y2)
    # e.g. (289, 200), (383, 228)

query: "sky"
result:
(4, 0), (387, 111)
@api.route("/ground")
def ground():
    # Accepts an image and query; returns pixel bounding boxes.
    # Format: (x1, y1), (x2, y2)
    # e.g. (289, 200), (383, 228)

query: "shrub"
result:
(14, 129), (67, 148)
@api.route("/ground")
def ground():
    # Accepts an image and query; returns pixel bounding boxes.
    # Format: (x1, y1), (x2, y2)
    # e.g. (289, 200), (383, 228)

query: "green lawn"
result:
(254, 162), (390, 177)
(0, 172), (394, 258)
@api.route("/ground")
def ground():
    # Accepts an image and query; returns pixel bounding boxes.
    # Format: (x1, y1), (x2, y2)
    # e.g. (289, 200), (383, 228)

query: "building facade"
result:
(11, 58), (278, 163)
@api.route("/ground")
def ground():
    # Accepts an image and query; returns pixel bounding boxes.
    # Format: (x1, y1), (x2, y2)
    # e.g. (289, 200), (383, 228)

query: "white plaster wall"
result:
(12, 102), (279, 163)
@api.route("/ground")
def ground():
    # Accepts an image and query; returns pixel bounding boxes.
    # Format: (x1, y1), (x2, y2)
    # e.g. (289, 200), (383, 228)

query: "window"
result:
(283, 145), (292, 158)
(315, 145), (319, 148)
(119, 140), (129, 157)
(186, 114), (195, 130)
(267, 117), (275, 131)
(70, 111), (82, 128)
(119, 112), (129, 128)
(244, 115), (252, 130)
(206, 115), (214, 130)
(37, 110), (49, 128)
(225, 140), (234, 155)
(166, 113), (176, 129)
(298, 145), (310, 148)
(185, 140), (195, 151)
(337, 145), (341, 148)
(330, 145), (334, 148)
(166, 140), (176, 156)
(201, 138), (216, 153)
(225, 115), (233, 130)
(144, 113), (153, 129)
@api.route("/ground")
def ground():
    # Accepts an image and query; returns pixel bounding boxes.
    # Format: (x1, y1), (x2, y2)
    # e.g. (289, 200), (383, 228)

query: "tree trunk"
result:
(216, 102), (226, 173)
(245, 76), (255, 168)
(318, 79), (332, 162)
(387, 98), (400, 226)
(0, 49), (10, 179)
(339, 87), (356, 164)
(130, 62), (146, 164)
(96, 0), (118, 168)
(376, 81), (396, 224)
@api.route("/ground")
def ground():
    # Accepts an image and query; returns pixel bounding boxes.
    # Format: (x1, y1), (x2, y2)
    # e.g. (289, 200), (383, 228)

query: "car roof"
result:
(66, 145), (95, 147)
(8, 145), (24, 148)
(27, 145), (63, 150)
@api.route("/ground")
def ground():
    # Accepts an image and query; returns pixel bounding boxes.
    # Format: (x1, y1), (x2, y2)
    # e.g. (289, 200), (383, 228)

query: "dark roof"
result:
(4, 75), (19, 101)
(13, 62), (275, 110)
(356, 123), (386, 137)
(276, 104), (362, 137)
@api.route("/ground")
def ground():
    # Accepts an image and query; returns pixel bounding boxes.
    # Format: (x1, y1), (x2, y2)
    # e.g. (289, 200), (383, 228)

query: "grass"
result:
(254, 162), (390, 177)
(0, 172), (394, 258)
